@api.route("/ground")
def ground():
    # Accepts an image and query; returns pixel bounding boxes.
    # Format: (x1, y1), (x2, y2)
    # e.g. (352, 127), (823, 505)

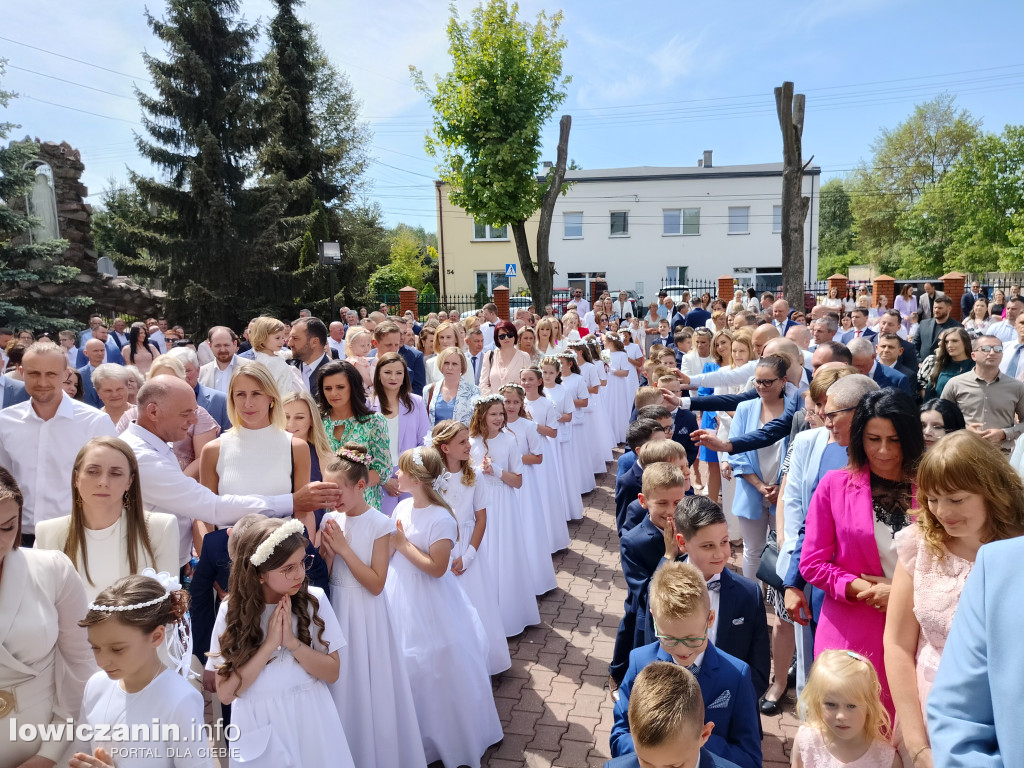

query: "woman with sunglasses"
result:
(922, 327), (973, 400)
(478, 320), (533, 395)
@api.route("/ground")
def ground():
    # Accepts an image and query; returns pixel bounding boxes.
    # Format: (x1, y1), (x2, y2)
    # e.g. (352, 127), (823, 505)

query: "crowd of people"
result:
(0, 279), (1021, 768)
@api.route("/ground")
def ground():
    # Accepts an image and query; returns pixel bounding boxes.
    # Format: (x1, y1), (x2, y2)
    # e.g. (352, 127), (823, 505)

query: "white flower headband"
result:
(498, 383), (526, 397)
(250, 519), (305, 567)
(422, 432), (434, 447)
(475, 393), (505, 407)
(88, 568), (181, 613)
(410, 447), (450, 492)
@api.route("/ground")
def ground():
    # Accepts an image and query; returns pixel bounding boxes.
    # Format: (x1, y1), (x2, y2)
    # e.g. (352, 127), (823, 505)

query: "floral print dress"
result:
(322, 412), (392, 508)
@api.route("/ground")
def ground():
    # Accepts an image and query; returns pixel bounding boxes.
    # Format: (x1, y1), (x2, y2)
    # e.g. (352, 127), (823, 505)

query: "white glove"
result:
(461, 544), (477, 570)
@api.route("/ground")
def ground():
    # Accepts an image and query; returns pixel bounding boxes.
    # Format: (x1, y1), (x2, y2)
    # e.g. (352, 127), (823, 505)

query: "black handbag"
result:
(756, 530), (785, 591)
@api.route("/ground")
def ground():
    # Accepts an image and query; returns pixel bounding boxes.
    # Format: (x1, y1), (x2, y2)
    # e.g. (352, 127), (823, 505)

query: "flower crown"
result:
(568, 340), (586, 348)
(475, 393), (505, 407)
(250, 519), (305, 567)
(498, 383), (526, 397)
(422, 432), (435, 447)
(336, 447), (372, 466)
(88, 568), (181, 613)
(557, 351), (575, 360)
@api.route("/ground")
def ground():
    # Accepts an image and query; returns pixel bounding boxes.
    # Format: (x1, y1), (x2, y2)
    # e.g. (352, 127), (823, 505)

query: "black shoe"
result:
(787, 661), (797, 689)
(759, 696), (783, 715)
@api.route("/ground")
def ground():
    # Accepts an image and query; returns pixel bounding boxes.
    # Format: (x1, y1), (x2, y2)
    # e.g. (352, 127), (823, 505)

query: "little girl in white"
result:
(431, 420), (511, 675)
(208, 518), (355, 768)
(469, 394), (542, 636)
(386, 446), (503, 768)
(558, 352), (596, 493)
(539, 357), (585, 520)
(345, 326), (375, 391)
(499, 383), (559, 594)
(794, 650), (898, 768)
(521, 366), (579, 538)
(75, 570), (210, 768)
(320, 443), (426, 768)
(249, 316), (302, 396)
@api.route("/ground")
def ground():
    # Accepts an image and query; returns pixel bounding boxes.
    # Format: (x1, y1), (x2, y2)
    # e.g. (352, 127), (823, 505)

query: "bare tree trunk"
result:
(775, 82), (810, 311)
(510, 116), (571, 311)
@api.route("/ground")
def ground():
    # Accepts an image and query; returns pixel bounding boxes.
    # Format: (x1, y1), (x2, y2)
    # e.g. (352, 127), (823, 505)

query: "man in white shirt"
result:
(197, 326), (243, 394)
(288, 317), (333, 392)
(998, 314), (1024, 379)
(147, 317), (167, 354)
(480, 303), (500, 349)
(572, 289), (590, 318)
(328, 321), (347, 358)
(988, 296), (1022, 343)
(0, 342), (116, 544)
(0, 327), (12, 370)
(121, 376), (340, 566)
(785, 325), (815, 368)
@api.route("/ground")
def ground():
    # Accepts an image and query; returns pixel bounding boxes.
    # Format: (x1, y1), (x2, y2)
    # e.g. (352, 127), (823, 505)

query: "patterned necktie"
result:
(686, 663), (701, 676)
(707, 579), (721, 592)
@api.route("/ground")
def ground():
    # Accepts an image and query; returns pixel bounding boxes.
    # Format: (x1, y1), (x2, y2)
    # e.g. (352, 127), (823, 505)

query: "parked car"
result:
(661, 284), (690, 305)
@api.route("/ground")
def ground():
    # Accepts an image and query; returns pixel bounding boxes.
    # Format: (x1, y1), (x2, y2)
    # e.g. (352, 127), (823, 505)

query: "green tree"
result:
(131, 0), (270, 330)
(298, 230), (317, 269)
(412, 0), (571, 311)
(848, 95), (981, 265)
(0, 65), (89, 331)
(333, 201), (391, 306)
(816, 179), (857, 278)
(92, 182), (165, 281)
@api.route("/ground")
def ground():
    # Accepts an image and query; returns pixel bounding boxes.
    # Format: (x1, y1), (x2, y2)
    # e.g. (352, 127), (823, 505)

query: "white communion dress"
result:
(523, 393), (577, 543)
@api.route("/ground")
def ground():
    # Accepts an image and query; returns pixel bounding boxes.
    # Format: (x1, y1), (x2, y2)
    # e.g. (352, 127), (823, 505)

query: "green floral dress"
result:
(322, 412), (392, 508)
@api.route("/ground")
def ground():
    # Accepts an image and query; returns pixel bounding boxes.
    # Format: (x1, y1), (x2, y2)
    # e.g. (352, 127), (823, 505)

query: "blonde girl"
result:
(75, 572), (209, 768)
(344, 325), (375, 389)
(319, 445), (426, 768)
(283, 389), (333, 481)
(208, 518), (355, 767)
(386, 446), (503, 767)
(430, 420), (512, 675)
(249, 316), (302, 396)
(499, 383), (558, 595)
(794, 650), (897, 768)
(468, 395), (541, 636)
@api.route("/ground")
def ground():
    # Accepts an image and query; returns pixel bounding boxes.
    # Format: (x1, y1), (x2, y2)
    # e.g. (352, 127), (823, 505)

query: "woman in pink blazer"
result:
(800, 388), (923, 721)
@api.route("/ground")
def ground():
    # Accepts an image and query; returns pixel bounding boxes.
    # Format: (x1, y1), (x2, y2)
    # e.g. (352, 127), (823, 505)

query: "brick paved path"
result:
(478, 461), (801, 768)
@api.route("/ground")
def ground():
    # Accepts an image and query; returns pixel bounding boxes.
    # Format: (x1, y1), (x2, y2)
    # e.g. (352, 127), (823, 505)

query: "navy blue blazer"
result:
(672, 407), (699, 466)
(841, 327), (877, 344)
(605, 747), (741, 768)
(611, 641), (761, 768)
(75, 338), (125, 368)
(685, 307), (712, 330)
(690, 389), (799, 454)
(287, 352), (336, 394)
(1, 376), (28, 409)
(622, 486), (695, 536)
(617, 450), (637, 477)
(400, 345), (426, 393)
(872, 362), (911, 393)
(610, 516), (667, 684)
(615, 460), (644, 536)
(77, 364), (102, 408)
(195, 383), (230, 432)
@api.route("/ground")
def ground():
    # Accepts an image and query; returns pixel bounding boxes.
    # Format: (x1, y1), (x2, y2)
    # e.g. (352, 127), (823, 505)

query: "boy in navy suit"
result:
(621, 440), (692, 535)
(615, 417), (667, 534)
(611, 561), (761, 768)
(610, 463), (688, 686)
(643, 496), (771, 699)
(617, 409), (667, 476)
(604, 662), (741, 768)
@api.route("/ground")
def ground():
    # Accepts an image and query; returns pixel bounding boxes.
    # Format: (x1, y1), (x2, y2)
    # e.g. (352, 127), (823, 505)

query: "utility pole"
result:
(775, 81), (811, 311)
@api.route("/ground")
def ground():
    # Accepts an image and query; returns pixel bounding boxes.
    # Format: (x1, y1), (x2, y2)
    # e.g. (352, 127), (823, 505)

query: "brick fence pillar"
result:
(493, 285), (510, 322)
(717, 275), (734, 305)
(399, 286), (418, 318)
(942, 271), (967, 321)
(827, 274), (848, 305)
(873, 275), (895, 312)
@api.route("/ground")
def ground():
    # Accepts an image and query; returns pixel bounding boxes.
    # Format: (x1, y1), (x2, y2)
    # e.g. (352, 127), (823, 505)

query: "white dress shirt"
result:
(708, 572), (722, 645)
(199, 356), (243, 393)
(120, 421), (293, 565)
(481, 322), (495, 350)
(328, 337), (346, 359)
(999, 341), (1024, 378)
(575, 298), (590, 317)
(0, 393), (116, 533)
(988, 319), (1017, 343)
(299, 352), (331, 391)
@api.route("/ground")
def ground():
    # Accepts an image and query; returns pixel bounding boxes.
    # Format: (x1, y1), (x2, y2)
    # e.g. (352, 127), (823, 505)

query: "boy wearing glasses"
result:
(610, 561), (761, 768)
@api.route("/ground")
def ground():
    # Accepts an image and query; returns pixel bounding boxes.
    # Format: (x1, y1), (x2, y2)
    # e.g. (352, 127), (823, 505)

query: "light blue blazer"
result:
(728, 397), (789, 520)
(928, 536), (1024, 768)
(776, 426), (831, 580)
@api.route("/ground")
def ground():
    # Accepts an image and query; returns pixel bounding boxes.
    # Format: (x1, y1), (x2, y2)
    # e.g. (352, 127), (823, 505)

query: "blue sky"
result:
(4, 0), (1024, 232)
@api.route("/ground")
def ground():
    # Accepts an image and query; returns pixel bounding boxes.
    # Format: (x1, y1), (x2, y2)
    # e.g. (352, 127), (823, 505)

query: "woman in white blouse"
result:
(34, 436), (178, 601)
(0, 467), (94, 768)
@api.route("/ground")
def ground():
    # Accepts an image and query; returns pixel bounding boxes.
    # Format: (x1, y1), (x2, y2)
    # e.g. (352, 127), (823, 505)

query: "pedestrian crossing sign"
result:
(505, 263), (517, 277)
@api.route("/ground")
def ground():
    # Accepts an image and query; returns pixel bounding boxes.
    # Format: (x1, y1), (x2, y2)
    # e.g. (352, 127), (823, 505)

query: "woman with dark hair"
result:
(369, 351), (430, 517)
(478, 319), (532, 395)
(316, 360), (391, 509)
(62, 367), (85, 400)
(919, 398), (966, 449)
(800, 388), (924, 722)
(121, 322), (158, 375)
(358, 306), (368, 319)
(922, 327), (973, 400)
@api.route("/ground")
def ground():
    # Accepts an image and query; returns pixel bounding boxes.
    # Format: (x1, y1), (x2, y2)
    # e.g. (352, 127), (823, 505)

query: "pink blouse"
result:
(478, 349), (533, 395)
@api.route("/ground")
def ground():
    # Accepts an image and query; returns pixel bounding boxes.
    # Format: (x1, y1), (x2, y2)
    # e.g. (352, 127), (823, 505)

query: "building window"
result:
(664, 208), (699, 236)
(728, 206), (750, 235)
(682, 208), (700, 235)
(475, 270), (510, 294)
(610, 211), (629, 237)
(772, 205), (782, 233)
(564, 212), (583, 239)
(473, 219), (508, 240)
(666, 267), (688, 284)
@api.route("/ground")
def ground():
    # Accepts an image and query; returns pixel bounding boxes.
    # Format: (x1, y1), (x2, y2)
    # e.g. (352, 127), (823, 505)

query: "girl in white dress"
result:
(249, 316), (302, 396)
(499, 384), (559, 594)
(208, 518), (355, 768)
(319, 444), (426, 768)
(386, 447), (504, 767)
(620, 328), (643, 405)
(585, 338), (617, 461)
(539, 357), (585, 520)
(520, 367), (578, 540)
(430, 420), (512, 674)
(557, 353), (596, 493)
(76, 571), (211, 768)
(602, 334), (633, 445)
(571, 342), (612, 475)
(469, 395), (542, 636)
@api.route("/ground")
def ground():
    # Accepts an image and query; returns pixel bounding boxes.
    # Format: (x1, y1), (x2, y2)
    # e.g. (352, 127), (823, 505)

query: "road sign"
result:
(505, 263), (517, 277)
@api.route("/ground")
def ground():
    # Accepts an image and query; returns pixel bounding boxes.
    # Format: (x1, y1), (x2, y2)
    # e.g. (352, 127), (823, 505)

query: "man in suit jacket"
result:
(928, 536), (1024, 768)
(0, 374), (29, 409)
(168, 348), (231, 432)
(684, 299), (711, 330)
(960, 278), (985, 319)
(75, 324), (125, 368)
(287, 317), (336, 393)
(841, 308), (877, 344)
(915, 295), (962, 357)
(876, 333), (919, 398)
(771, 300), (799, 337)
(78, 339), (107, 408)
(615, 457), (646, 536)
(876, 309), (920, 369)
(198, 326), (244, 394)
(847, 336), (910, 393)
(662, 298), (686, 334)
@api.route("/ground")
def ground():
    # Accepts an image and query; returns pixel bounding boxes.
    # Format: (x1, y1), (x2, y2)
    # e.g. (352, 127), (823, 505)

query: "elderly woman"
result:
(800, 388), (924, 722)
(92, 362), (133, 426)
(884, 431), (1024, 768)
(0, 468), (94, 768)
(34, 436), (178, 600)
(424, 321), (473, 387)
(479, 320), (533, 395)
(123, 365), (145, 405)
(424, 346), (480, 426)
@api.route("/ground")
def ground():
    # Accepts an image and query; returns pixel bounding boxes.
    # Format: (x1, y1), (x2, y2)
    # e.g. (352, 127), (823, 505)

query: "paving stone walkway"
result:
(479, 460), (801, 768)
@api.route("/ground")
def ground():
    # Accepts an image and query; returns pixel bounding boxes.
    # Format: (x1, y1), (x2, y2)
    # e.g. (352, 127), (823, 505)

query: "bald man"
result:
(77, 338), (107, 408)
(786, 325), (814, 368)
